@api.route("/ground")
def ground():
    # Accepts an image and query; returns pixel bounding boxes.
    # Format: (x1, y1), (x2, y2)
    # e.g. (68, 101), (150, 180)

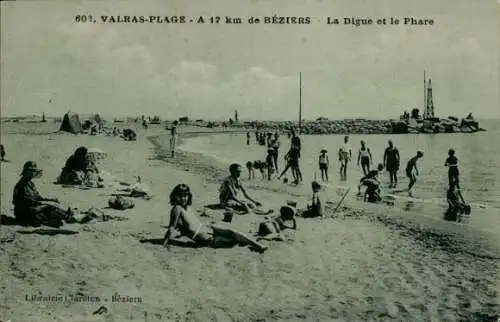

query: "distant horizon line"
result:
(1, 114), (497, 122)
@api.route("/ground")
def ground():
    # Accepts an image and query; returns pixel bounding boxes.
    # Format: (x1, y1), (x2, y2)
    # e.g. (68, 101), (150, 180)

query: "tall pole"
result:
(299, 72), (302, 133)
(423, 70), (426, 118)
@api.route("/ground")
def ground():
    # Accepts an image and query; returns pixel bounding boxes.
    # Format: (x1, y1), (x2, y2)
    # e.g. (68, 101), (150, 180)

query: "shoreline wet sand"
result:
(1, 122), (499, 321)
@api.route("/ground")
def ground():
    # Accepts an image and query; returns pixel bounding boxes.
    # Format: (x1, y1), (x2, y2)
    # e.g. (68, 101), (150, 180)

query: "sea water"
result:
(178, 120), (500, 234)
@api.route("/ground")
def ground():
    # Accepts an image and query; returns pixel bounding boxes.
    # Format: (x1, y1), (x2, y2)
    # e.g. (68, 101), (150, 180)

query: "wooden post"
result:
(299, 72), (302, 133)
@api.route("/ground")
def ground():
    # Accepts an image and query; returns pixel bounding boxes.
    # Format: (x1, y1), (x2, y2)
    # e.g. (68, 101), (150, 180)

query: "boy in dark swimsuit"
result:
(445, 149), (460, 189)
(406, 151), (424, 196)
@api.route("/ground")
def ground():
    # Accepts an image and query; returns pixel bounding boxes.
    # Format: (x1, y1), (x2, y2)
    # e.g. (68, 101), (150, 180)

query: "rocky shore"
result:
(172, 117), (485, 135)
(172, 118), (393, 135)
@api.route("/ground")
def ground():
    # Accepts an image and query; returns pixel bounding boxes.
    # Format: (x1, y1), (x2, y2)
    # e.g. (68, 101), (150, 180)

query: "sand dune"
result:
(1, 122), (498, 322)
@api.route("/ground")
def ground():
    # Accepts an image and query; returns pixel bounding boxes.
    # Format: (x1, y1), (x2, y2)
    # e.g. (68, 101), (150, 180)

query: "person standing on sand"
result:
(219, 163), (270, 214)
(277, 150), (296, 182)
(170, 121), (178, 158)
(338, 135), (352, 181)
(383, 140), (400, 188)
(406, 151), (424, 197)
(164, 184), (268, 253)
(0, 144), (6, 161)
(271, 133), (280, 172)
(289, 128), (303, 184)
(266, 148), (275, 181)
(357, 140), (373, 176)
(246, 132), (251, 145)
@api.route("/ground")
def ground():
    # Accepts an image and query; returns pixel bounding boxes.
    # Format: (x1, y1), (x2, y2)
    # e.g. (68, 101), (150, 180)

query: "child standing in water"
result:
(318, 148), (329, 182)
(357, 140), (372, 176)
(406, 151), (424, 197)
(445, 149), (460, 189)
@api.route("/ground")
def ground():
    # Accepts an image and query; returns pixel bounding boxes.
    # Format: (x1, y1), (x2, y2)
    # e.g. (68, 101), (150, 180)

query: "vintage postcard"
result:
(1, 0), (499, 321)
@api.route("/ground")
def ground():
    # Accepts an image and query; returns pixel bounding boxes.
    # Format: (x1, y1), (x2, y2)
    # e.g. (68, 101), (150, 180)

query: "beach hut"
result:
(59, 112), (83, 134)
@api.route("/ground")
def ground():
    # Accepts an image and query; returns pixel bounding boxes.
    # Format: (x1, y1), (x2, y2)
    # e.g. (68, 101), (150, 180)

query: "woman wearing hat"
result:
(13, 161), (77, 227)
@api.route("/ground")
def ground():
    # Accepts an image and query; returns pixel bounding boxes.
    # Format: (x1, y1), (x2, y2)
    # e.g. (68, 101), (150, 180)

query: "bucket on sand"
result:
(222, 211), (234, 223)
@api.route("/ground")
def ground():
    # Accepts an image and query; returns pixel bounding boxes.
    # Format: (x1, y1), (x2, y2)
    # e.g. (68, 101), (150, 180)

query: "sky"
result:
(1, 0), (499, 121)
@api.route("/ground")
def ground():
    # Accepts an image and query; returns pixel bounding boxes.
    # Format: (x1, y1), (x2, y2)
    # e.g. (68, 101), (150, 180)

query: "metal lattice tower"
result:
(424, 79), (435, 119)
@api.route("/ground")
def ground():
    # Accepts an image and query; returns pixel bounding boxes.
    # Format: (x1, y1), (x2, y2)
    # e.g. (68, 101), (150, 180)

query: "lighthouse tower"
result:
(424, 79), (435, 119)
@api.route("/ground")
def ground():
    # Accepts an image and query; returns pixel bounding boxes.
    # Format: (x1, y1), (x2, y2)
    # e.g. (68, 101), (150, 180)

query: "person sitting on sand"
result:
(257, 204), (297, 240)
(301, 181), (324, 218)
(57, 146), (103, 187)
(0, 143), (6, 161)
(219, 163), (265, 214)
(13, 161), (88, 228)
(122, 128), (137, 141)
(163, 184), (268, 252)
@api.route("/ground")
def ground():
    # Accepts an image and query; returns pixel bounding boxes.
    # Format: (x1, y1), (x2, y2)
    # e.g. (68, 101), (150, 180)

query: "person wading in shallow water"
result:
(444, 148), (460, 190)
(405, 151), (424, 197)
(338, 136), (352, 181)
(357, 140), (373, 176)
(383, 140), (400, 188)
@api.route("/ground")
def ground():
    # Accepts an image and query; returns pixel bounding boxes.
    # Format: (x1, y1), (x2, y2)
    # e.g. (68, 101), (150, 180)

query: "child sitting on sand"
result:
(257, 204), (297, 240)
(301, 181), (324, 218)
(164, 184), (268, 253)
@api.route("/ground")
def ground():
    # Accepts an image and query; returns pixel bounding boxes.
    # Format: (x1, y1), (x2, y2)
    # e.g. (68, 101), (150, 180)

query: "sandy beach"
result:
(1, 122), (499, 322)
